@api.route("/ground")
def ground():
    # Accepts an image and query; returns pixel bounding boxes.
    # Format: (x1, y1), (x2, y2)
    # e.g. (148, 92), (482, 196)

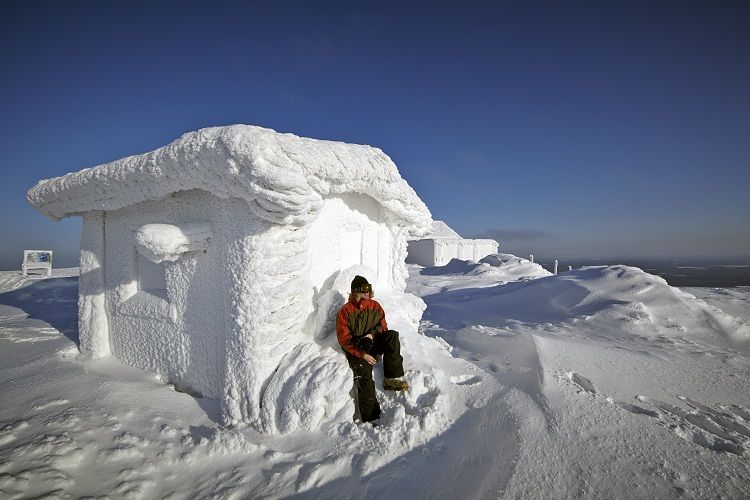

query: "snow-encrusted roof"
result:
(27, 125), (432, 232)
(424, 220), (462, 239)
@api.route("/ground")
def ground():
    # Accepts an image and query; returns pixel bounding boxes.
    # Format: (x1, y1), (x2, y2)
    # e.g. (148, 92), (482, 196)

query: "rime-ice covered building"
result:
(406, 220), (498, 267)
(27, 125), (432, 432)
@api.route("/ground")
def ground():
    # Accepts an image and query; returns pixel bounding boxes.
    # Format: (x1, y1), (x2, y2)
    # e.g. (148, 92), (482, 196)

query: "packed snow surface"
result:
(2, 258), (750, 498)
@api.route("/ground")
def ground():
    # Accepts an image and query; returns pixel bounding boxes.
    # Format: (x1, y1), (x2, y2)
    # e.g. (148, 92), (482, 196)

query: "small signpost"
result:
(22, 250), (53, 276)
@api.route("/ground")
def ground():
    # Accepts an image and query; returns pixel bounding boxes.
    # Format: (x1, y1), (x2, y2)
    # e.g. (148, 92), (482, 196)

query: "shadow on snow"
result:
(0, 275), (79, 346)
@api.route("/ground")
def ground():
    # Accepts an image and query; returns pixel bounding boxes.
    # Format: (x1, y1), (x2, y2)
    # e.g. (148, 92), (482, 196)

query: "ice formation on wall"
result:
(26, 125), (433, 433)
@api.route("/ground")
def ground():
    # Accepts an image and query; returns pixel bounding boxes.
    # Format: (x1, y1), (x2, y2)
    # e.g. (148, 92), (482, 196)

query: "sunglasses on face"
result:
(353, 283), (373, 294)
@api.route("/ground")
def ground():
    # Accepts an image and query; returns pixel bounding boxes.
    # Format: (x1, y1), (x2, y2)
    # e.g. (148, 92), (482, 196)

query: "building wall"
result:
(473, 239), (499, 262)
(103, 189), (235, 399)
(405, 239), (436, 267)
(223, 192), (406, 430)
(306, 193), (396, 291)
(407, 238), (499, 267)
(79, 211), (109, 358)
(98, 189), (409, 431)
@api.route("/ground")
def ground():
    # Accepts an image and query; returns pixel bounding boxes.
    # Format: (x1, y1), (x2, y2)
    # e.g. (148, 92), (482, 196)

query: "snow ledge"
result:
(134, 222), (212, 263)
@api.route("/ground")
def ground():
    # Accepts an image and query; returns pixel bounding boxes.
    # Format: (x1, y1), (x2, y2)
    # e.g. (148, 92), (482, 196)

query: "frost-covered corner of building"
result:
(26, 124), (433, 433)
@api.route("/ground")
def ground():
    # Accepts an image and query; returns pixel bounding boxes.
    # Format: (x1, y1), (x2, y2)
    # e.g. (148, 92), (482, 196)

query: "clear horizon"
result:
(1, 1), (748, 270)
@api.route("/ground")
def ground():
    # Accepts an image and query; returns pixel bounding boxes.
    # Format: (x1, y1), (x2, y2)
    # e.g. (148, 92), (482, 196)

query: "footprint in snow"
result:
(566, 371), (596, 394)
(607, 399), (658, 417)
(33, 399), (70, 411)
(0, 420), (30, 446)
(449, 374), (482, 386)
(631, 395), (750, 456)
(596, 379), (750, 456)
(728, 405), (750, 421)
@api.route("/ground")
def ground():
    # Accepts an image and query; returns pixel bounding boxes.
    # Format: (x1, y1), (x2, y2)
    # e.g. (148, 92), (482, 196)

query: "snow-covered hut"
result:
(406, 220), (498, 267)
(27, 125), (432, 431)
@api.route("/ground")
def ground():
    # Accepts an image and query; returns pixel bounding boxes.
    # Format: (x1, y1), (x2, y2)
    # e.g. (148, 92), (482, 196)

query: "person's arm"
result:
(337, 307), (364, 358)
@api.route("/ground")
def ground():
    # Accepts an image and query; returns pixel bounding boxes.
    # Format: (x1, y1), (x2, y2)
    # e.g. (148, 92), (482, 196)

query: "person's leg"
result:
(345, 352), (381, 422)
(374, 330), (405, 379)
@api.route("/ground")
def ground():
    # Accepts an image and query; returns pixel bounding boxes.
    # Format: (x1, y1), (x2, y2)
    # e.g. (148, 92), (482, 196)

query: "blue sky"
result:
(1, 1), (748, 269)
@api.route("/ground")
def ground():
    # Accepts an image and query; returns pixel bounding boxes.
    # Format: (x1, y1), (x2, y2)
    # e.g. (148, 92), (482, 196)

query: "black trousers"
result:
(344, 330), (405, 422)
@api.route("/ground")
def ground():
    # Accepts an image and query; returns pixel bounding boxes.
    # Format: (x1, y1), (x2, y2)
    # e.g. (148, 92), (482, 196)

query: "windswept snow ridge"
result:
(406, 253), (551, 297)
(417, 263), (749, 346)
(411, 256), (750, 497)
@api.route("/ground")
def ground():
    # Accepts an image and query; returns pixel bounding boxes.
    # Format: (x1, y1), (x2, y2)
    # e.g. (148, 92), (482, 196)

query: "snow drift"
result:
(417, 263), (750, 347)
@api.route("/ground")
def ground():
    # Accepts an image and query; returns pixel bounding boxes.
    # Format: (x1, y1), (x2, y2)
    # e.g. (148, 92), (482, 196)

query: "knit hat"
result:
(351, 275), (371, 293)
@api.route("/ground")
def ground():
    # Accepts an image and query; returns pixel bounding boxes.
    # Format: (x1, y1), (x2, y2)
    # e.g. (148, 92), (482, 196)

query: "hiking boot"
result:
(383, 378), (409, 391)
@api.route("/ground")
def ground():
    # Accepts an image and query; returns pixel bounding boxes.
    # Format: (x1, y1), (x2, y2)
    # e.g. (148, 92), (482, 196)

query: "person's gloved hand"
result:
(358, 335), (374, 353)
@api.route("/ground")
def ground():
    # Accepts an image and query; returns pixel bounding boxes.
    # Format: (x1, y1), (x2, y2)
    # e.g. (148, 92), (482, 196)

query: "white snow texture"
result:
(25, 125), (433, 432)
(27, 124), (432, 230)
(134, 223), (212, 263)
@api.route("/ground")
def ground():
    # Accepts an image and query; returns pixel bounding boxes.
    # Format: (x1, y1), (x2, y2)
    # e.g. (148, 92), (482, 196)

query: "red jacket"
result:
(337, 297), (388, 358)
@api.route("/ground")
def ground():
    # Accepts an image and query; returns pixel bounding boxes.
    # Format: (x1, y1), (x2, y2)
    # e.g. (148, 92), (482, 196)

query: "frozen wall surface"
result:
(307, 193), (399, 291)
(104, 190), (231, 400)
(26, 125), (434, 433)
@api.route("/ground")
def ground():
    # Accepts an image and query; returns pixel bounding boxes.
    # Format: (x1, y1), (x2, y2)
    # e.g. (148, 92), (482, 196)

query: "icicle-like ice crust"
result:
(26, 125), (432, 236)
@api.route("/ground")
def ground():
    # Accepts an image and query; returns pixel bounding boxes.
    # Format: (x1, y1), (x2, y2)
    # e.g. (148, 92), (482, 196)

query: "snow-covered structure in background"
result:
(406, 220), (498, 267)
(27, 125), (432, 432)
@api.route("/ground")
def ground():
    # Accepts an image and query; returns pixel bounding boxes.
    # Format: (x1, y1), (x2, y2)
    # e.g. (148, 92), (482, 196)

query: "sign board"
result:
(22, 250), (53, 276)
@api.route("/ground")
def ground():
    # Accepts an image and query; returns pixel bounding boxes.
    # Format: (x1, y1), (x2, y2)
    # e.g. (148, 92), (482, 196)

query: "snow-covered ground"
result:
(1, 257), (749, 499)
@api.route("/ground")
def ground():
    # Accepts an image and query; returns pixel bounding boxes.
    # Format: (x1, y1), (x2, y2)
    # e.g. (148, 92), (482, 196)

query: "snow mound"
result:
(407, 254), (551, 296)
(259, 342), (352, 434)
(430, 254), (550, 280)
(480, 253), (552, 279)
(421, 263), (750, 346)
